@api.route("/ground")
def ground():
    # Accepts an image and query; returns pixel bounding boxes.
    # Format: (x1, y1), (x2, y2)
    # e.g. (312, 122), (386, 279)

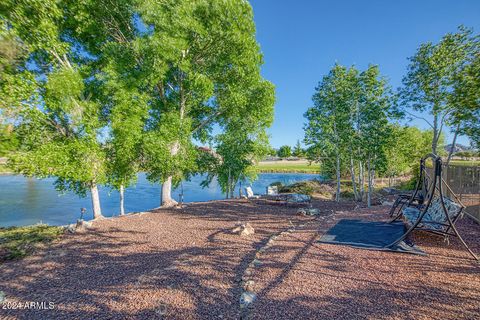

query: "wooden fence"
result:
(437, 165), (480, 223)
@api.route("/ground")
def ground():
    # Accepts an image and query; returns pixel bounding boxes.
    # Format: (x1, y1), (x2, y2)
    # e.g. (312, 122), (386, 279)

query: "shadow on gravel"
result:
(249, 206), (480, 320)
(251, 281), (480, 319)
(0, 200), (307, 319)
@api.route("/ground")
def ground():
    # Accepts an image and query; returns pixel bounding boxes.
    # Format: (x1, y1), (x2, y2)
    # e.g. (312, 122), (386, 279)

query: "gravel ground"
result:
(249, 201), (480, 320)
(0, 200), (312, 320)
(0, 199), (479, 320)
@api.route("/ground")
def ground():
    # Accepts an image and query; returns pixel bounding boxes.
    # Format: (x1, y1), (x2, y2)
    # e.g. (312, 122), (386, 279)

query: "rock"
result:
(243, 280), (255, 291)
(75, 219), (93, 232)
(297, 208), (321, 216)
(233, 222), (255, 236)
(240, 291), (257, 309)
(252, 259), (262, 267)
(65, 224), (76, 233)
(382, 201), (394, 206)
(296, 208), (307, 216)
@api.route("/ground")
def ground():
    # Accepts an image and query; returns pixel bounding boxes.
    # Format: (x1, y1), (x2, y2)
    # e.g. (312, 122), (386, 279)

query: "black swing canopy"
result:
(387, 153), (478, 261)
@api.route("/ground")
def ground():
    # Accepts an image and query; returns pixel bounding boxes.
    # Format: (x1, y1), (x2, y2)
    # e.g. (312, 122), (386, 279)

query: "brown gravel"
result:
(0, 200), (312, 320)
(249, 201), (480, 320)
(0, 199), (479, 320)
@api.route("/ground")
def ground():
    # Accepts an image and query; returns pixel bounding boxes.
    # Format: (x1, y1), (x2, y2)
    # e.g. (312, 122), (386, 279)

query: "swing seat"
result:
(387, 153), (478, 260)
(402, 197), (462, 232)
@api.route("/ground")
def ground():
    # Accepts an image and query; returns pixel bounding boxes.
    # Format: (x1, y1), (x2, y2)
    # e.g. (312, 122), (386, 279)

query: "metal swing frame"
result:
(386, 154), (479, 261)
(388, 157), (432, 220)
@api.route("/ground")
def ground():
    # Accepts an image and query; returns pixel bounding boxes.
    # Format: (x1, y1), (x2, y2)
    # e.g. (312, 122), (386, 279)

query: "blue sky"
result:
(249, 0), (480, 148)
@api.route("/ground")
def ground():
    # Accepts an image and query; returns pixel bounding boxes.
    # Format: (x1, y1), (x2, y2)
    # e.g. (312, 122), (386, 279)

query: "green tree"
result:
(134, 0), (273, 207)
(305, 64), (394, 204)
(277, 145), (292, 158)
(305, 64), (357, 201)
(292, 140), (305, 157)
(400, 26), (477, 156)
(358, 66), (394, 206)
(449, 39), (480, 152)
(0, 0), (135, 219)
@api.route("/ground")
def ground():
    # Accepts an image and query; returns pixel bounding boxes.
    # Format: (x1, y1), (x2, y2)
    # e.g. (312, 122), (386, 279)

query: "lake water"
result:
(0, 173), (320, 227)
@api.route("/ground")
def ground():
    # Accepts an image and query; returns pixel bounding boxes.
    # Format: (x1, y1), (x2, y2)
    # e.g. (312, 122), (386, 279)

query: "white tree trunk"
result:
(350, 156), (359, 201)
(432, 113), (439, 155)
(335, 153), (341, 202)
(161, 176), (178, 207)
(119, 185), (125, 215)
(359, 161), (364, 201)
(367, 158), (372, 207)
(90, 184), (103, 219)
(161, 142), (180, 208)
(446, 124), (460, 166)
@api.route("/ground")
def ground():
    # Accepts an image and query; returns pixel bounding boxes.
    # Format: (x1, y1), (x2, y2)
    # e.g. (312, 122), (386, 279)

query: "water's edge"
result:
(0, 173), (322, 227)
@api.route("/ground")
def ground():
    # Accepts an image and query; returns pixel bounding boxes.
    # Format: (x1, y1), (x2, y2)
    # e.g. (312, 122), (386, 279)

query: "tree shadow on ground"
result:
(0, 200), (306, 320)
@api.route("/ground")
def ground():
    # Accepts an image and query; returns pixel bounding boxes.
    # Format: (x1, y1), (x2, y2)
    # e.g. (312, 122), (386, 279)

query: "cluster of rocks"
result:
(296, 207), (334, 217)
(238, 222), (301, 318)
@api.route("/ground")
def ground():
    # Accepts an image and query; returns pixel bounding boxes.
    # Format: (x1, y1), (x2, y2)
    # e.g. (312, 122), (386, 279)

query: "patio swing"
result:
(386, 154), (479, 261)
(388, 157), (432, 219)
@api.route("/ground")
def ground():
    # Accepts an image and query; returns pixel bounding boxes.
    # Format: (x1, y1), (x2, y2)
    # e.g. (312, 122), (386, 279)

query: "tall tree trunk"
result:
(446, 124), (460, 166)
(161, 142), (180, 208)
(367, 157), (372, 207)
(119, 185), (125, 215)
(359, 161), (364, 201)
(350, 156), (359, 201)
(162, 76), (186, 207)
(432, 113), (439, 155)
(161, 176), (177, 207)
(90, 183), (103, 219)
(335, 152), (341, 202)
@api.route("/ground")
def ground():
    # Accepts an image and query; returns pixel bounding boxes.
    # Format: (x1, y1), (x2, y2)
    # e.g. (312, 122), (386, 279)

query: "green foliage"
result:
(0, 224), (63, 261)
(0, 0), (274, 213)
(451, 43), (480, 148)
(130, 0), (275, 197)
(401, 26), (479, 154)
(277, 145), (292, 158)
(455, 150), (479, 158)
(292, 140), (305, 157)
(0, 124), (18, 156)
(254, 161), (320, 173)
(383, 126), (444, 177)
(304, 64), (395, 203)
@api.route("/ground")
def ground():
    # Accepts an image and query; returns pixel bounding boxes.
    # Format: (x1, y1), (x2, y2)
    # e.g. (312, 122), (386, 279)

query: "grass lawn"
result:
(0, 224), (64, 262)
(254, 161), (321, 173)
(449, 160), (480, 167)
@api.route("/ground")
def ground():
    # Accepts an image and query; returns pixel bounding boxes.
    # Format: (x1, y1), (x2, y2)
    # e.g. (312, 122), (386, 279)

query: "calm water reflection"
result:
(0, 173), (320, 227)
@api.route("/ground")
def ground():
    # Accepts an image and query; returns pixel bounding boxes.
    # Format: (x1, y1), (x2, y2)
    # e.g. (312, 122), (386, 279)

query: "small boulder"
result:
(243, 280), (255, 291)
(240, 291), (257, 309)
(233, 222), (255, 236)
(75, 219), (93, 232)
(296, 208), (307, 216)
(65, 224), (76, 233)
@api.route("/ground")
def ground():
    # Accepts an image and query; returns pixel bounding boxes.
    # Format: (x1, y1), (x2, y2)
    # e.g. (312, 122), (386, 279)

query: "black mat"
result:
(318, 219), (425, 255)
